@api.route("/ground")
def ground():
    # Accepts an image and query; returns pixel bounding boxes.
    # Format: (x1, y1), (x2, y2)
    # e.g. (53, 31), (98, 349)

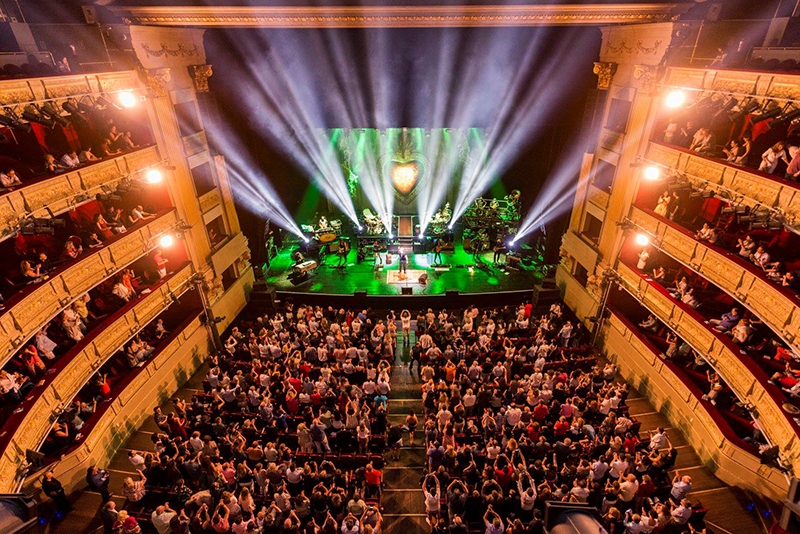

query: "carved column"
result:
(188, 64), (213, 93)
(143, 67), (172, 98)
(633, 64), (659, 94)
(592, 62), (617, 90)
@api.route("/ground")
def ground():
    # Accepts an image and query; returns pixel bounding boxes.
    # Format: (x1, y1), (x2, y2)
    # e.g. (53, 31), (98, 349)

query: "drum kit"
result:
(427, 202), (453, 235)
(361, 208), (386, 235)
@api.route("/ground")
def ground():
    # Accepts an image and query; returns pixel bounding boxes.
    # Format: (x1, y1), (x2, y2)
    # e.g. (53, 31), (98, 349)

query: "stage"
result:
(261, 240), (545, 300)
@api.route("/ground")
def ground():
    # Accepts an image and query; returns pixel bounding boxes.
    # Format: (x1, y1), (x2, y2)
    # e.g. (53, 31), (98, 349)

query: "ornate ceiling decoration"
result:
(111, 4), (688, 28)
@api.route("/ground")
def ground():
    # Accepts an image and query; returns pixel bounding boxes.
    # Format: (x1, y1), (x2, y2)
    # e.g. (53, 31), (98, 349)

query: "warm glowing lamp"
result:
(665, 90), (686, 108)
(118, 91), (137, 108)
(643, 166), (660, 181)
(145, 169), (163, 184)
(635, 233), (650, 247)
(159, 234), (174, 248)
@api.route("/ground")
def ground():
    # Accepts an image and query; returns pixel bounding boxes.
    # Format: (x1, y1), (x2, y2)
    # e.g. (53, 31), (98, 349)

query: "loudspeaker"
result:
(401, 287), (413, 295)
(413, 241), (427, 254)
(445, 290), (458, 298)
(354, 290), (367, 298)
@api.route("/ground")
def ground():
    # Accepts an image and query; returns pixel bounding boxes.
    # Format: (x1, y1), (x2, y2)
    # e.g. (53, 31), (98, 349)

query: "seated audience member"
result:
(36, 252), (53, 274)
(709, 307), (741, 333)
(736, 235), (756, 258)
(128, 205), (155, 225)
(107, 207), (128, 234)
(694, 223), (713, 241)
(98, 139), (121, 158)
(62, 240), (82, 261)
(122, 132), (138, 150)
(44, 153), (67, 173)
(680, 287), (699, 308)
(0, 169), (22, 189)
(60, 150), (80, 169)
(760, 142), (790, 174)
(729, 319), (753, 345)
(749, 246), (771, 270)
(87, 232), (104, 249)
(20, 259), (41, 281)
(78, 146), (99, 164)
(95, 214), (115, 240)
(0, 369), (34, 403)
(638, 314), (659, 333)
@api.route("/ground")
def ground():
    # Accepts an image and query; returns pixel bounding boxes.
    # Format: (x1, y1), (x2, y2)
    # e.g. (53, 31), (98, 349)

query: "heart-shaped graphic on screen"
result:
(391, 162), (420, 196)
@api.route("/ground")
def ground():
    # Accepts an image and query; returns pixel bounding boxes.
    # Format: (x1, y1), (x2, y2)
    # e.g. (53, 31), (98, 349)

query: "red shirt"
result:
(527, 425), (539, 442)
(495, 467), (513, 487)
(553, 421), (570, 436)
(365, 469), (382, 485)
(623, 437), (639, 454)
(533, 404), (549, 421)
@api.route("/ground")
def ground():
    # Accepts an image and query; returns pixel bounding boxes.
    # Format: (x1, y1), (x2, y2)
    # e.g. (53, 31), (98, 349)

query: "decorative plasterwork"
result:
(144, 67), (172, 98)
(141, 42), (200, 59)
(633, 64), (659, 94)
(189, 64), (213, 93)
(605, 38), (663, 56)
(111, 5), (687, 28)
(593, 62), (618, 90)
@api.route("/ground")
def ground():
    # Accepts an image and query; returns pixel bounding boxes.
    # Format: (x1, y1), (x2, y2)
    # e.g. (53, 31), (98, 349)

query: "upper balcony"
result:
(614, 260), (800, 475)
(644, 142), (800, 228)
(0, 145), (162, 241)
(0, 209), (179, 370)
(628, 204), (800, 354)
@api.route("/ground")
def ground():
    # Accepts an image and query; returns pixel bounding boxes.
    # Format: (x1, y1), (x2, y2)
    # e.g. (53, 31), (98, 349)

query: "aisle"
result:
(382, 333), (428, 534)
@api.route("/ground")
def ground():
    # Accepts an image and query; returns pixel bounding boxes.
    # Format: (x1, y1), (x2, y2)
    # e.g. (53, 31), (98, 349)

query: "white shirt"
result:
(60, 153), (81, 168)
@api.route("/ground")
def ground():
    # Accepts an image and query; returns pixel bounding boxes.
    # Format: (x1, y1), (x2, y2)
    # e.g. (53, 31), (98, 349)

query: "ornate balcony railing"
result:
(644, 142), (800, 228)
(629, 206), (800, 354)
(615, 261), (800, 475)
(604, 310), (790, 499)
(0, 209), (179, 370)
(0, 145), (162, 241)
(0, 262), (194, 493)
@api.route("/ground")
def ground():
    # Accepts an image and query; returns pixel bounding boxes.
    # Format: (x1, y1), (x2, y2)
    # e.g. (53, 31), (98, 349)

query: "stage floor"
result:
(263, 242), (543, 296)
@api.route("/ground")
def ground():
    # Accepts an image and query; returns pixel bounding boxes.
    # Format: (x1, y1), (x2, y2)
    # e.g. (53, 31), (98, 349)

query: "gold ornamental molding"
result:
(144, 67), (172, 98)
(593, 61), (617, 90)
(189, 64), (213, 93)
(111, 4), (689, 28)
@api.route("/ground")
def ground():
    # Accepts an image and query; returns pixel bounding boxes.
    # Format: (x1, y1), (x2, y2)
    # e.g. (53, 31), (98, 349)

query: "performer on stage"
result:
(492, 238), (505, 264)
(472, 231), (486, 261)
(398, 248), (408, 274)
(433, 239), (443, 264)
(293, 250), (305, 265)
(318, 215), (329, 230)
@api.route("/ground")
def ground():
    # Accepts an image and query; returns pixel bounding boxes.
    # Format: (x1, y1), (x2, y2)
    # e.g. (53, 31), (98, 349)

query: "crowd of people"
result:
(33, 299), (718, 534)
(659, 99), (800, 182)
(79, 303), (408, 534)
(412, 303), (702, 534)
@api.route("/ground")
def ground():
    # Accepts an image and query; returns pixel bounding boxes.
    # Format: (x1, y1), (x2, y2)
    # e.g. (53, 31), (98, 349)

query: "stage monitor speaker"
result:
(354, 290), (367, 298)
(401, 287), (413, 295)
(445, 290), (458, 298)
(413, 241), (427, 254)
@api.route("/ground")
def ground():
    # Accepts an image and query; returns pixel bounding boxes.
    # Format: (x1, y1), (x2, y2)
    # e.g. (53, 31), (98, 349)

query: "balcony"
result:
(614, 261), (800, 475)
(0, 209), (179, 370)
(0, 146), (162, 242)
(629, 206), (800, 354)
(0, 262), (194, 493)
(604, 310), (789, 498)
(644, 142), (800, 227)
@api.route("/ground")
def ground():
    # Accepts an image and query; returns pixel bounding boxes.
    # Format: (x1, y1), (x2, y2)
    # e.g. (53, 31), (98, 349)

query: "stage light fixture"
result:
(78, 100), (96, 114)
(635, 233), (650, 246)
(729, 100), (760, 122)
(118, 91), (137, 108)
(159, 234), (174, 248)
(145, 169), (163, 184)
(751, 105), (782, 125)
(769, 108), (800, 129)
(97, 94), (122, 111)
(643, 166), (660, 181)
(713, 97), (738, 118)
(0, 108), (31, 133)
(303, 237), (310, 243)
(62, 100), (88, 123)
(22, 105), (55, 128)
(665, 90), (686, 108)
(40, 102), (70, 127)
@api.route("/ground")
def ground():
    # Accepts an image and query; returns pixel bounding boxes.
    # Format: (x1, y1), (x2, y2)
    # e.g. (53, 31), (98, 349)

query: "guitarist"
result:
(433, 239), (443, 265)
